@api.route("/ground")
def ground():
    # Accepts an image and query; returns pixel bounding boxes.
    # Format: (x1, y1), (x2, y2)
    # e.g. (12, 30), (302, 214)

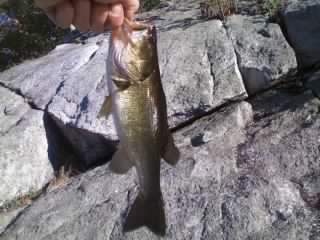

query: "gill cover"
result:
(110, 21), (158, 86)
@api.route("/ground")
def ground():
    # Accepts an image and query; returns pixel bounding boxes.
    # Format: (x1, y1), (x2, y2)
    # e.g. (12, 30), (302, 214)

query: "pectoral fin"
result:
(109, 147), (133, 174)
(98, 95), (112, 119)
(162, 134), (180, 166)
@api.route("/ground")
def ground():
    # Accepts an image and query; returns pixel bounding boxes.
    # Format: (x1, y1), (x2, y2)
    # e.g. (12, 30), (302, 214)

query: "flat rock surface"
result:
(0, 87), (54, 207)
(0, 43), (100, 109)
(281, 0), (320, 69)
(158, 20), (246, 126)
(226, 15), (297, 94)
(0, 207), (26, 235)
(2, 87), (320, 239)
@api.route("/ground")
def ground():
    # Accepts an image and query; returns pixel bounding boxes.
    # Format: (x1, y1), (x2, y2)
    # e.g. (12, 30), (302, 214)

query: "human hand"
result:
(34, 0), (140, 32)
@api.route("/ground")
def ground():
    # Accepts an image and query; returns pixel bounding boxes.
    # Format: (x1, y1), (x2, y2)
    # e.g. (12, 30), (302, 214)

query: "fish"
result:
(99, 20), (180, 236)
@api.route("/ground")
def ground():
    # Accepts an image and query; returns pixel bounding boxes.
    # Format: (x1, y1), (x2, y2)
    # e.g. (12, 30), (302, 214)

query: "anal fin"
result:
(109, 147), (133, 174)
(162, 134), (180, 166)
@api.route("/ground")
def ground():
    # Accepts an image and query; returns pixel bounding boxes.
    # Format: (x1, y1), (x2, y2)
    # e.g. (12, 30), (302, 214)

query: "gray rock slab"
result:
(159, 20), (247, 126)
(281, 0), (320, 69)
(0, 87), (29, 135)
(2, 94), (319, 239)
(226, 15), (297, 94)
(0, 87), (54, 207)
(238, 89), (320, 181)
(47, 37), (116, 166)
(0, 42), (100, 109)
(0, 207), (26, 235)
(0, 101), (253, 240)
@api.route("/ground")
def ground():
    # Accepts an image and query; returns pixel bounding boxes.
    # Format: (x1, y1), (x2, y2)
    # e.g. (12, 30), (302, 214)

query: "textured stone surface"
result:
(0, 42), (100, 109)
(0, 101), (253, 240)
(281, 0), (320, 69)
(0, 87), (29, 135)
(238, 89), (320, 181)
(47, 37), (116, 166)
(158, 20), (247, 126)
(2, 1), (320, 237)
(0, 87), (54, 207)
(0, 207), (25, 235)
(226, 15), (297, 94)
(2, 90), (320, 239)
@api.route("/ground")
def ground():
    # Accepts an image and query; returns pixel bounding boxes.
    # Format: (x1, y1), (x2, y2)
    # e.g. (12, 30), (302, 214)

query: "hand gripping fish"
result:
(99, 20), (180, 235)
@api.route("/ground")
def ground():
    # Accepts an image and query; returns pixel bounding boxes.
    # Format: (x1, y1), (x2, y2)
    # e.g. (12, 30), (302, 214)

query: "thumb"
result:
(93, 0), (139, 20)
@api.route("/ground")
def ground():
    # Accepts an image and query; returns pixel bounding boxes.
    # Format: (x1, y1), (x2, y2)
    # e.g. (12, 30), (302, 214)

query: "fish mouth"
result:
(110, 21), (157, 82)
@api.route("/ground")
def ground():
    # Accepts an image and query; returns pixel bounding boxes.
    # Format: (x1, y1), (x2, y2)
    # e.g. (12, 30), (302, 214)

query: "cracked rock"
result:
(158, 19), (247, 127)
(0, 207), (26, 235)
(0, 42), (100, 109)
(226, 15), (297, 94)
(0, 101), (253, 239)
(47, 37), (116, 166)
(1, 91), (318, 239)
(0, 87), (54, 208)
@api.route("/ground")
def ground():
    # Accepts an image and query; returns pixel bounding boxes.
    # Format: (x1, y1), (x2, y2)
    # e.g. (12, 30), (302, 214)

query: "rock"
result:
(0, 87), (29, 135)
(2, 91), (319, 239)
(0, 42), (100, 109)
(226, 15), (297, 94)
(0, 101), (253, 239)
(47, 37), (117, 166)
(158, 19), (247, 126)
(0, 207), (26, 235)
(220, 175), (312, 240)
(0, 87), (54, 207)
(238, 89), (320, 181)
(280, 0), (320, 70)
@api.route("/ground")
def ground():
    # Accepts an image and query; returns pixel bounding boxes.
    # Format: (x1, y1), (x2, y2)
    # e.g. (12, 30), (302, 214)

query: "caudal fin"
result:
(123, 194), (166, 236)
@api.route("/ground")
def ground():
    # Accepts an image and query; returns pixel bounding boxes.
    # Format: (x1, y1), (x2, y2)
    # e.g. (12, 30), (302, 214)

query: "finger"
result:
(123, 0), (139, 20)
(93, 0), (139, 20)
(72, 0), (91, 31)
(91, 3), (110, 33)
(34, 0), (64, 9)
(108, 3), (124, 29)
(55, 0), (74, 29)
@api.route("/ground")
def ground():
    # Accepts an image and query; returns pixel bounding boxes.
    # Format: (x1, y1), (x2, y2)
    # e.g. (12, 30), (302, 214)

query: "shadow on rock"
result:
(43, 111), (84, 173)
(43, 111), (116, 175)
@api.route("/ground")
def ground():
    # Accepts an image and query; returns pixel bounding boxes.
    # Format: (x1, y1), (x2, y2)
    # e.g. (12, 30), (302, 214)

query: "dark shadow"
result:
(43, 111), (117, 175)
(43, 111), (77, 172)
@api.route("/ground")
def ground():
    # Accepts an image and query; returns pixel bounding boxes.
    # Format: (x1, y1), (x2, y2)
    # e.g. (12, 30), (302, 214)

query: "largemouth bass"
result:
(99, 21), (180, 235)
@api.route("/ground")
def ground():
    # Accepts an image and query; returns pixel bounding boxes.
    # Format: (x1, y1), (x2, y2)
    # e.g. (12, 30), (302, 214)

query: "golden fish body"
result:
(100, 24), (180, 235)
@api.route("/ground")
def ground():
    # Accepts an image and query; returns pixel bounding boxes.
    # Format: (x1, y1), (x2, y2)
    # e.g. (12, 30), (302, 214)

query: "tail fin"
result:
(123, 193), (166, 236)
